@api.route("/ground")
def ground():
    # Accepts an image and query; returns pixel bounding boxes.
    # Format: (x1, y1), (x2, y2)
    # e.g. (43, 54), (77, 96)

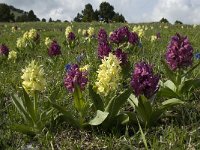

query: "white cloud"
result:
(151, 0), (200, 24)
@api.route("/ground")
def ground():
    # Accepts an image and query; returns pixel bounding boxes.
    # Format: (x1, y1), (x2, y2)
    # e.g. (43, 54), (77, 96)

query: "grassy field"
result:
(1, 22), (200, 149)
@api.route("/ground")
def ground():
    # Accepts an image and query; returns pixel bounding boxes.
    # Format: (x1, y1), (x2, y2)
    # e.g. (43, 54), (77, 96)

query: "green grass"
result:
(1, 22), (200, 149)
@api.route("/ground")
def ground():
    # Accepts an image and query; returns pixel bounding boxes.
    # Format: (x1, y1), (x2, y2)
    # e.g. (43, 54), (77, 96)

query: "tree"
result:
(42, 18), (46, 22)
(174, 20), (183, 25)
(49, 18), (53, 22)
(93, 10), (99, 21)
(0, 3), (12, 22)
(81, 3), (95, 22)
(74, 13), (83, 22)
(27, 10), (39, 21)
(99, 2), (115, 22)
(160, 17), (169, 23)
(112, 13), (126, 22)
(73, 2), (126, 23)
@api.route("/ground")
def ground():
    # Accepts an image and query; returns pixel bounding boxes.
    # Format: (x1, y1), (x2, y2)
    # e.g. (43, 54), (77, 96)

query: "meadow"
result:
(0, 22), (200, 149)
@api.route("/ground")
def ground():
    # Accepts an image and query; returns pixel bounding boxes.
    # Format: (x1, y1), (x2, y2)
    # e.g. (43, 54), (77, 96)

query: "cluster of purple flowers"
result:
(48, 40), (61, 57)
(97, 28), (111, 59)
(130, 62), (160, 98)
(165, 33), (193, 70)
(0, 44), (9, 56)
(114, 49), (127, 65)
(68, 32), (76, 41)
(109, 26), (139, 45)
(64, 64), (88, 93)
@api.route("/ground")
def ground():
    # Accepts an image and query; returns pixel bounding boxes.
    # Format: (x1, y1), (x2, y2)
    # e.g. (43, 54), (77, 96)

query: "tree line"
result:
(74, 2), (126, 23)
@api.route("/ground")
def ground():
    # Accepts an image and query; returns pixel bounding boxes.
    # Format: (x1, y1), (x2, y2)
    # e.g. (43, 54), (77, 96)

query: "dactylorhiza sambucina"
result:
(21, 60), (46, 95)
(0, 44), (9, 56)
(130, 62), (160, 98)
(95, 53), (122, 96)
(48, 40), (61, 57)
(64, 64), (88, 93)
(98, 28), (108, 43)
(165, 33), (193, 71)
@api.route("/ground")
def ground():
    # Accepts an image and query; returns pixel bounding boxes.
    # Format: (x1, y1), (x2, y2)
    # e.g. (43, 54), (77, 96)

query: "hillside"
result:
(0, 3), (39, 22)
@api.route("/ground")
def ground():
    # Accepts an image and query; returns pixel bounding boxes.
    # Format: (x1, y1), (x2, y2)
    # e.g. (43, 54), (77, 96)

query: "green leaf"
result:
(11, 94), (33, 124)
(116, 113), (129, 125)
(161, 98), (184, 109)
(22, 88), (35, 122)
(183, 61), (200, 77)
(89, 84), (104, 111)
(157, 86), (180, 99)
(105, 88), (132, 117)
(73, 85), (88, 116)
(137, 96), (152, 123)
(49, 88), (60, 102)
(11, 124), (36, 136)
(128, 94), (138, 108)
(89, 110), (109, 126)
(137, 117), (149, 150)
(50, 101), (79, 127)
(161, 59), (176, 84)
(164, 80), (177, 91)
(180, 79), (200, 93)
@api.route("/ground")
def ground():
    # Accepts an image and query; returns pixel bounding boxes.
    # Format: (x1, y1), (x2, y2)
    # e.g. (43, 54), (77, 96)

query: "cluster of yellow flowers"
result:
(132, 25), (146, 38)
(16, 29), (38, 48)
(80, 64), (90, 71)
(8, 50), (17, 62)
(21, 60), (46, 95)
(87, 27), (95, 37)
(45, 37), (52, 47)
(65, 26), (73, 38)
(95, 53), (122, 96)
(150, 35), (157, 42)
(79, 27), (95, 37)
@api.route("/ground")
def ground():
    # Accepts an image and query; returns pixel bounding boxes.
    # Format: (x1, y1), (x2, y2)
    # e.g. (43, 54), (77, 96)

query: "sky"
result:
(1, 0), (200, 24)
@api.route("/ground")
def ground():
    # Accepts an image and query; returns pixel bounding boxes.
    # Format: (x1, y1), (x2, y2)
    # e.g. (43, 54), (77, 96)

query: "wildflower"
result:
(11, 26), (17, 32)
(67, 32), (76, 41)
(114, 48), (128, 65)
(128, 32), (139, 45)
(132, 26), (144, 38)
(21, 60), (46, 95)
(65, 26), (73, 38)
(98, 42), (111, 59)
(87, 27), (95, 37)
(0, 44), (9, 56)
(64, 64), (88, 93)
(130, 62), (160, 98)
(8, 50), (17, 62)
(28, 29), (39, 42)
(165, 33), (193, 70)
(95, 53), (122, 96)
(48, 40), (61, 57)
(151, 35), (157, 42)
(156, 32), (161, 39)
(80, 64), (90, 71)
(45, 37), (52, 47)
(98, 28), (108, 43)
(82, 29), (88, 37)
(16, 37), (25, 48)
(195, 53), (200, 60)
(109, 26), (129, 44)
(78, 29), (82, 34)
(65, 63), (71, 71)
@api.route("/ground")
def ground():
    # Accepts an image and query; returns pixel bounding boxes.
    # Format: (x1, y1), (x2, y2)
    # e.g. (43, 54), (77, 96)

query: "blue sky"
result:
(1, 0), (200, 24)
